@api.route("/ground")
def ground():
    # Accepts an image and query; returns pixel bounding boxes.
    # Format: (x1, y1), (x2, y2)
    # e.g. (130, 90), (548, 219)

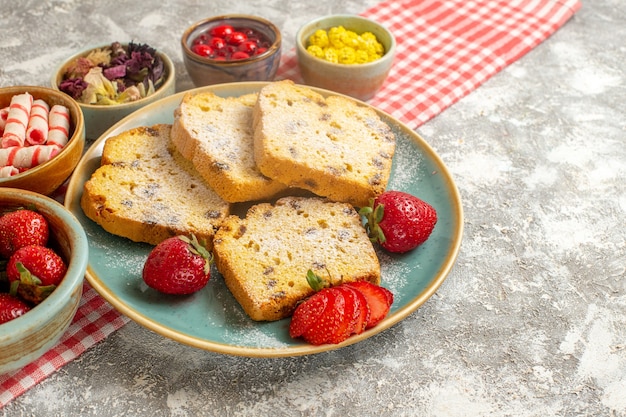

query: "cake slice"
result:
(171, 91), (289, 203)
(212, 196), (381, 321)
(81, 124), (230, 247)
(252, 80), (396, 208)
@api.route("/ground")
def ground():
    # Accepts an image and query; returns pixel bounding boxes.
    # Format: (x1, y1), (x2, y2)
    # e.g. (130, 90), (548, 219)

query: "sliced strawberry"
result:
(310, 288), (348, 345)
(299, 288), (340, 345)
(343, 285), (370, 335)
(346, 281), (394, 329)
(327, 286), (359, 344)
(382, 286), (394, 306)
(291, 276), (361, 345)
(333, 285), (364, 337)
(289, 288), (332, 338)
(289, 271), (395, 345)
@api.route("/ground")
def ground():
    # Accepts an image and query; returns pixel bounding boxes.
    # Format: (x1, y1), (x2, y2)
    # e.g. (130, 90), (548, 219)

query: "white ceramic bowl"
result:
(0, 188), (89, 375)
(51, 43), (175, 139)
(296, 15), (396, 101)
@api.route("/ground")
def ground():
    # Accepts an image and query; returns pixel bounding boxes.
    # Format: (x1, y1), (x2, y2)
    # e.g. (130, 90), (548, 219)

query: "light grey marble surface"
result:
(1, 0), (625, 416)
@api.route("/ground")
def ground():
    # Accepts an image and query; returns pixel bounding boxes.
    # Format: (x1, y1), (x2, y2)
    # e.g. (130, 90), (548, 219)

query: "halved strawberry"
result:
(346, 281), (394, 329)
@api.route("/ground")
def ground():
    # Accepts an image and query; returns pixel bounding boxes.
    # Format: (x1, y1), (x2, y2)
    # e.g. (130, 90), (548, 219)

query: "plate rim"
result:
(65, 81), (464, 357)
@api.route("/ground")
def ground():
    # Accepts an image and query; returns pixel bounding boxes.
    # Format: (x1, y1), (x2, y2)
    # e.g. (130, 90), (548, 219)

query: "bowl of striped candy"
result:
(0, 85), (85, 196)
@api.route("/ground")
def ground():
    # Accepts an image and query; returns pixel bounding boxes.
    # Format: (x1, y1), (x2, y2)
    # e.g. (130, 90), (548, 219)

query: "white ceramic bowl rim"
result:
(51, 44), (175, 110)
(0, 190), (88, 337)
(296, 14), (396, 69)
(182, 14), (282, 65)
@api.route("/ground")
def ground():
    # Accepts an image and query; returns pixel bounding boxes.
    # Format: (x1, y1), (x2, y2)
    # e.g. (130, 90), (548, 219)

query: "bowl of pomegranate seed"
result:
(0, 188), (88, 375)
(296, 15), (396, 101)
(181, 14), (282, 87)
(0, 85), (85, 196)
(51, 41), (176, 139)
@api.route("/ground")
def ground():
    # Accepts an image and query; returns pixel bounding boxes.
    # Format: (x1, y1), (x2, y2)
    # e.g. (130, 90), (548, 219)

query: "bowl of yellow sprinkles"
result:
(296, 14), (396, 101)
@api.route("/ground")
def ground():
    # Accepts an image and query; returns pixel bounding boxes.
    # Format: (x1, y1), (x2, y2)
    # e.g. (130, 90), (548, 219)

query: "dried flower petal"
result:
(64, 57), (94, 79)
(85, 48), (112, 66)
(59, 78), (88, 100)
(103, 64), (126, 80)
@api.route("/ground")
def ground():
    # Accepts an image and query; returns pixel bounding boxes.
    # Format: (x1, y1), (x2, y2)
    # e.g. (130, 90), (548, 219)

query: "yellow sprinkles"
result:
(306, 26), (384, 64)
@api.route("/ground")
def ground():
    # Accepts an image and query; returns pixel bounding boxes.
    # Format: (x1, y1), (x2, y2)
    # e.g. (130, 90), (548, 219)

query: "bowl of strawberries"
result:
(0, 188), (88, 375)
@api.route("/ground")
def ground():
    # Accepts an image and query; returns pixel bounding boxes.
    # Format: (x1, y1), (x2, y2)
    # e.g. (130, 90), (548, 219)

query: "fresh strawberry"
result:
(0, 208), (50, 258)
(7, 244), (68, 304)
(289, 287), (332, 339)
(360, 190), (437, 253)
(289, 271), (393, 345)
(345, 281), (394, 329)
(142, 234), (212, 295)
(293, 288), (342, 345)
(0, 292), (31, 324)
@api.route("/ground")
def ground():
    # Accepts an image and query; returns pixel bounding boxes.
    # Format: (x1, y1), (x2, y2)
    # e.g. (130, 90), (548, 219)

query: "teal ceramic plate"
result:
(65, 82), (463, 357)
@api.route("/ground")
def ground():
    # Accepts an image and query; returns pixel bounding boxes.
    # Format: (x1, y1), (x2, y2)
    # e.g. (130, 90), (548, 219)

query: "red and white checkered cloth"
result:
(278, 0), (582, 128)
(0, 283), (128, 407)
(0, 0), (580, 407)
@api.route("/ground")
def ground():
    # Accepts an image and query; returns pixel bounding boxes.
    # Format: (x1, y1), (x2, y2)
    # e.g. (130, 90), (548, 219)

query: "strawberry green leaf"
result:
(306, 270), (331, 292)
(180, 234), (213, 275)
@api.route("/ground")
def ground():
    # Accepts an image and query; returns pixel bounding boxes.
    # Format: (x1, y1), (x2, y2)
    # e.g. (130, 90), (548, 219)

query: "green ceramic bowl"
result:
(296, 15), (396, 101)
(0, 188), (88, 375)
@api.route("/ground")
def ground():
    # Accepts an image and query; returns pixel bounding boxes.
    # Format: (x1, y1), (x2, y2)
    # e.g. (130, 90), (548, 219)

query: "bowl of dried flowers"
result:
(51, 41), (175, 139)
